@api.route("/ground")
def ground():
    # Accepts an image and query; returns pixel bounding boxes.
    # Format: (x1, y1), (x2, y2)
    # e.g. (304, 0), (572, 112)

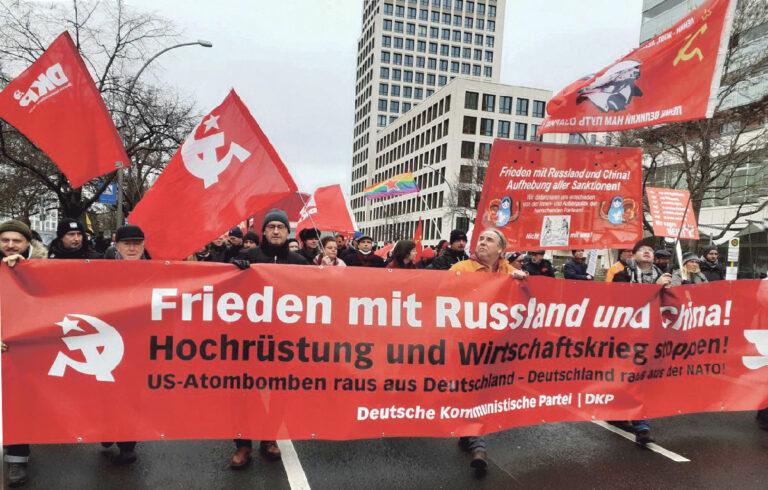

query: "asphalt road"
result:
(5, 411), (768, 489)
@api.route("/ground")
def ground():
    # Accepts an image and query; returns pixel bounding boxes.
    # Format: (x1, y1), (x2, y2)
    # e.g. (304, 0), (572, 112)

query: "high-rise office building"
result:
(350, 0), (507, 229)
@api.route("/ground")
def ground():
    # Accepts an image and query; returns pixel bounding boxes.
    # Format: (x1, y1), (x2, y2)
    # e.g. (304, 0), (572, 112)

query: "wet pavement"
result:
(5, 411), (768, 489)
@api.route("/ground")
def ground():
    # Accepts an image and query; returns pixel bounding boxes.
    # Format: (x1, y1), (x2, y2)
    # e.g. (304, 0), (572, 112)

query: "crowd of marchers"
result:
(0, 209), (762, 486)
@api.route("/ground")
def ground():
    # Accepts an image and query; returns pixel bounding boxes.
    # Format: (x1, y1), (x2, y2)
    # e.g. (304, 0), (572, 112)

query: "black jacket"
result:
(564, 259), (591, 280)
(522, 258), (555, 277)
(239, 241), (309, 265)
(207, 244), (229, 263)
(298, 246), (320, 264)
(427, 248), (469, 270)
(48, 239), (102, 260)
(345, 250), (386, 268)
(700, 260), (725, 282)
(224, 244), (244, 263)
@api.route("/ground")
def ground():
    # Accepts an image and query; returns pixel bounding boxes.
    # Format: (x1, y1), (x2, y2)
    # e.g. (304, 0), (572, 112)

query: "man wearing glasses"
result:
(229, 208), (308, 468)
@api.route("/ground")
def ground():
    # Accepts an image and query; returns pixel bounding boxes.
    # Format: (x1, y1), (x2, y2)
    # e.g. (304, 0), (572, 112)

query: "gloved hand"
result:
(232, 259), (250, 270)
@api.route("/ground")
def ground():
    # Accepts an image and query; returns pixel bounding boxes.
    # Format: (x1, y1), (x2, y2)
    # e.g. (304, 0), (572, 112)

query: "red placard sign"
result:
(646, 187), (700, 240)
(472, 141), (643, 251)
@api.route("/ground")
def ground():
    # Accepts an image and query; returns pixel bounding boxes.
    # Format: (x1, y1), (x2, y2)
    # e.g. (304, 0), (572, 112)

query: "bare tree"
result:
(620, 0), (768, 241)
(0, 0), (198, 220)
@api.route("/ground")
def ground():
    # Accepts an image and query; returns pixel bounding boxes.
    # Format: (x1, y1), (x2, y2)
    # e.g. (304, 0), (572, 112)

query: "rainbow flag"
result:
(364, 172), (419, 200)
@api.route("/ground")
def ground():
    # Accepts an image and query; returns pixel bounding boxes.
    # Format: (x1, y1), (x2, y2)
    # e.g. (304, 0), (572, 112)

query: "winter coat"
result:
(298, 246), (320, 264)
(522, 258), (555, 277)
(224, 244), (244, 263)
(207, 244), (229, 263)
(449, 257), (515, 274)
(427, 248), (469, 270)
(7, 240), (48, 261)
(671, 270), (709, 287)
(564, 259), (591, 280)
(345, 250), (386, 268)
(47, 239), (102, 259)
(239, 241), (309, 265)
(699, 260), (725, 282)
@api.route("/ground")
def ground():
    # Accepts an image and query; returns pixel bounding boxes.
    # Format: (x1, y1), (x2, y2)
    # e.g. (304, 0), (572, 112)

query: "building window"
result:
(415, 88), (424, 99)
(482, 94), (495, 111)
(465, 17), (473, 28)
(450, 61), (460, 73)
(428, 58), (437, 69)
(473, 65), (481, 76)
(404, 86), (413, 98)
(487, 20), (495, 31)
(514, 122), (528, 140)
(458, 189), (472, 207)
(499, 96), (512, 114)
(533, 100), (546, 118)
(461, 63), (471, 74)
(391, 85), (401, 96)
(477, 3), (485, 15)
(384, 20), (393, 31)
(477, 19), (484, 30)
(465, 91), (479, 109)
(461, 141), (475, 158)
(390, 101), (400, 113)
(384, 3), (394, 14)
(395, 5), (404, 16)
(452, 30), (462, 41)
(530, 124), (539, 141)
(484, 51), (493, 62)
(484, 66), (492, 78)
(451, 45), (461, 57)
(420, 9), (428, 20)
(498, 120), (510, 138)
(404, 70), (414, 82)
(380, 67), (390, 79)
(416, 56), (425, 67)
(479, 118), (494, 136)
(441, 44), (449, 56)
(486, 35), (495, 47)
(429, 42), (438, 54)
(516, 98), (529, 116)
(393, 53), (403, 64)
(395, 21), (404, 32)
(478, 142), (492, 161)
(378, 115), (388, 127)
(459, 165), (474, 183)
(438, 75), (447, 86)
(403, 102), (412, 112)
(416, 72), (425, 83)
(442, 28), (450, 40)
(440, 59), (448, 71)
(430, 27), (439, 38)
(466, 1), (474, 13)
(383, 35), (392, 47)
(392, 68), (402, 81)
(378, 99), (388, 111)
(474, 49), (482, 60)
(488, 4), (496, 17)
(464, 32), (472, 43)
(379, 83), (389, 95)
(462, 116), (477, 134)
(475, 34), (483, 45)
(405, 55), (413, 66)
(427, 74), (436, 86)
(463, 47), (472, 59)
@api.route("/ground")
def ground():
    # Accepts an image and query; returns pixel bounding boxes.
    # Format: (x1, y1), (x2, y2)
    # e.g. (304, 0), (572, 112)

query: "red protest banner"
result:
(295, 185), (356, 237)
(539, 0), (736, 134)
(2, 261), (768, 445)
(0, 32), (129, 188)
(129, 90), (297, 260)
(472, 141), (643, 251)
(646, 187), (700, 240)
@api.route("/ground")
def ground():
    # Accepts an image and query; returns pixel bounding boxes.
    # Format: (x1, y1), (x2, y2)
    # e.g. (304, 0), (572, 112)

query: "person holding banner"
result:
(448, 229), (526, 473)
(564, 250), (594, 281)
(47, 219), (102, 260)
(345, 235), (386, 268)
(225, 227), (245, 262)
(313, 236), (347, 266)
(0, 220), (48, 487)
(671, 253), (709, 286)
(230, 209), (308, 468)
(610, 238), (673, 444)
(386, 240), (418, 269)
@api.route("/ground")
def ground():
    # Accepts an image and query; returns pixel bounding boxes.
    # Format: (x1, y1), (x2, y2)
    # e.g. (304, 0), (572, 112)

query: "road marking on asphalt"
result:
(278, 440), (311, 489)
(591, 421), (690, 463)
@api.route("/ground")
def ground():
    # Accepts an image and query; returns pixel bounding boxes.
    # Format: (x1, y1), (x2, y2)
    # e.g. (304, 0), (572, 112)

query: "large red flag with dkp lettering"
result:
(295, 184), (356, 237)
(539, 0), (736, 134)
(0, 32), (129, 188)
(130, 90), (297, 260)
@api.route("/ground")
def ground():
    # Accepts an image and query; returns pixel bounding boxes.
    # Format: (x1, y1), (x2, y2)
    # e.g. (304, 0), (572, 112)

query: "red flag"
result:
(130, 90), (297, 259)
(412, 220), (423, 262)
(374, 242), (394, 259)
(0, 32), (129, 188)
(295, 185), (356, 237)
(540, 0), (736, 134)
(646, 187), (700, 240)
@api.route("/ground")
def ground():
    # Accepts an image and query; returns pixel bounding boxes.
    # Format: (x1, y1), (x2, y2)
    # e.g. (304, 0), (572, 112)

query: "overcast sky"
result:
(126, 0), (643, 193)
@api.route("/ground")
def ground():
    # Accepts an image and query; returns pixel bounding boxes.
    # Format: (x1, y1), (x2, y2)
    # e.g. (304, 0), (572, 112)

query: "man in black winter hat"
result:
(699, 245), (725, 282)
(428, 229), (469, 270)
(229, 208), (307, 469)
(48, 218), (102, 259)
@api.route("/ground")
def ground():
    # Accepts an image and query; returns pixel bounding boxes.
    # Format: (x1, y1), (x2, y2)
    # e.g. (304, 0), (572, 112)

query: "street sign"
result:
(98, 183), (117, 205)
(728, 238), (740, 262)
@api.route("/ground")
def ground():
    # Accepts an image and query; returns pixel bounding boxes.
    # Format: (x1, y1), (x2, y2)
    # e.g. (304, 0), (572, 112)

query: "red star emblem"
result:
(384, 179), (399, 191)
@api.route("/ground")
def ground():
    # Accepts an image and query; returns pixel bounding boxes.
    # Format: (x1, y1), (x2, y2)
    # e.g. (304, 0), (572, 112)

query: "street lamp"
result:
(115, 39), (213, 226)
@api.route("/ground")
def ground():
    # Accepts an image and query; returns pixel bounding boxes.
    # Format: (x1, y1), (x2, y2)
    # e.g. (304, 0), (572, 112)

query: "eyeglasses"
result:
(265, 224), (287, 231)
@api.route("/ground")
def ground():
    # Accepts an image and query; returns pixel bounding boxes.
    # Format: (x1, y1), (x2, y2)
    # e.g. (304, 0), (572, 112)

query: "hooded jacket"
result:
(699, 259), (725, 282)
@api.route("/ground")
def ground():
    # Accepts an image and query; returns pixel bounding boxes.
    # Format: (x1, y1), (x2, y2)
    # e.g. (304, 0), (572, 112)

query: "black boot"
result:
(7, 462), (28, 487)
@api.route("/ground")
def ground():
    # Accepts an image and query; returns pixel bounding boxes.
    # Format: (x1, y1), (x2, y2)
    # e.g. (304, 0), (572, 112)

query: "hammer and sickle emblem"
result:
(674, 24), (708, 66)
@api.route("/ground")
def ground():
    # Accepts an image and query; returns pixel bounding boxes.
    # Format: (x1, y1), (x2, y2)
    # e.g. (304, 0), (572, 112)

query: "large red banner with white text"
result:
(2, 261), (768, 444)
(473, 141), (643, 251)
(646, 187), (700, 240)
(540, 0), (736, 134)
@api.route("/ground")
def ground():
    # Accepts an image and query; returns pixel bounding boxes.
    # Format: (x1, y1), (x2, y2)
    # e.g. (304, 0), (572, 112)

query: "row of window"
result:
(384, 8), (497, 31)
(464, 92), (546, 117)
(370, 190), (445, 226)
(377, 121), (450, 171)
(462, 116), (538, 140)
(381, 52), (493, 78)
(382, 36), (494, 61)
(384, 1), (497, 18)
(377, 96), (452, 153)
(383, 20), (495, 48)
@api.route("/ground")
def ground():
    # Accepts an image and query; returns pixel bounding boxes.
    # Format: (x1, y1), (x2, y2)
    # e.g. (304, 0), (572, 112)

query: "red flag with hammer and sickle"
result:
(130, 90), (297, 259)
